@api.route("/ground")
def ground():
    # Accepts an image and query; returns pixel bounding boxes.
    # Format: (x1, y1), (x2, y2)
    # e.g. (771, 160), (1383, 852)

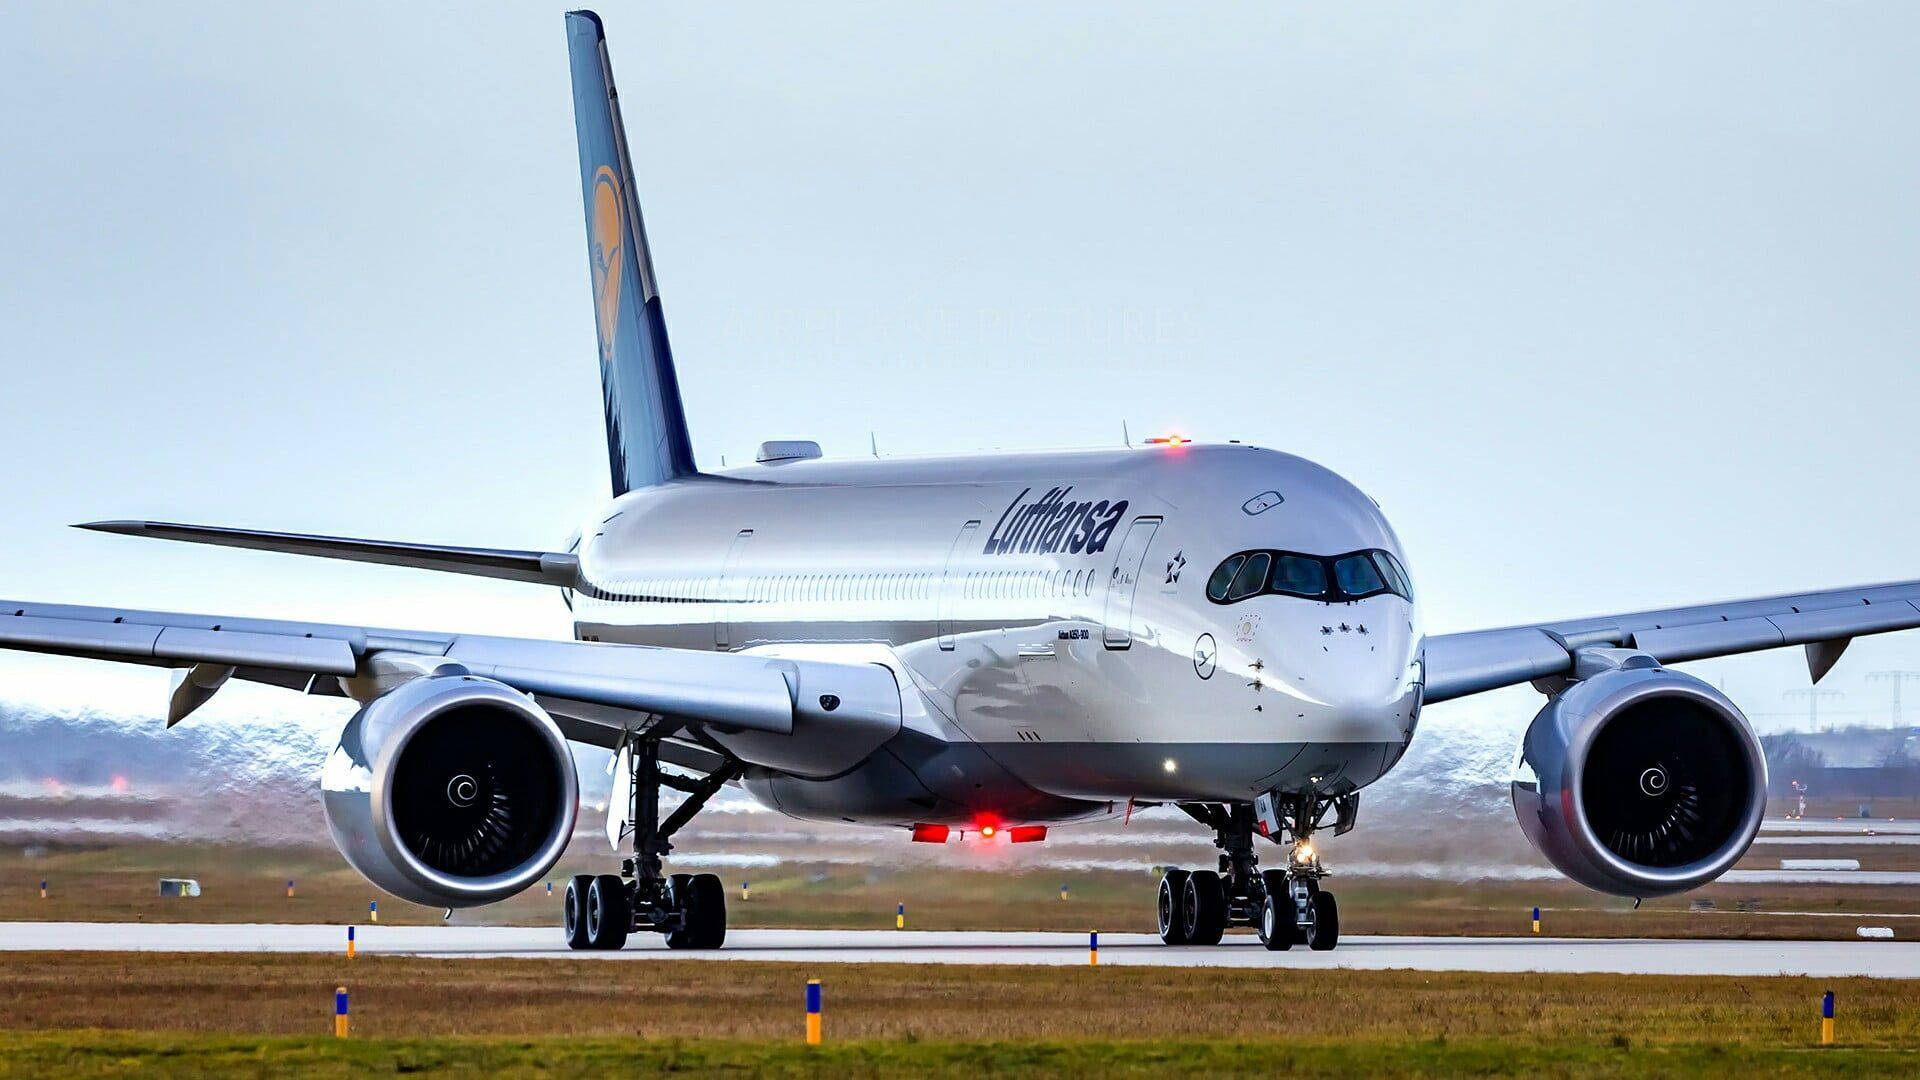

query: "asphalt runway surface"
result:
(3, 923), (1915, 977)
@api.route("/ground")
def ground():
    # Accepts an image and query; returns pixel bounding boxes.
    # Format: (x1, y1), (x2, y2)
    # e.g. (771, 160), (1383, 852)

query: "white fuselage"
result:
(568, 443), (1424, 827)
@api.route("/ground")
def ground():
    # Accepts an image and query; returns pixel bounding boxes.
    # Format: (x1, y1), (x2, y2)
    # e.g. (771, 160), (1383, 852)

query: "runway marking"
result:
(2, 923), (1917, 978)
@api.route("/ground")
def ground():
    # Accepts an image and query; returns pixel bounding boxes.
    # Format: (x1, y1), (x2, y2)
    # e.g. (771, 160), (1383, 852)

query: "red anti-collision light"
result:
(1008, 826), (1048, 844)
(910, 823), (950, 843)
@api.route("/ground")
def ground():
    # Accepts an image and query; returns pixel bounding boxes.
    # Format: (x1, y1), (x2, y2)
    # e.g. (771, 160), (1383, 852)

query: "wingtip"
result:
(74, 511), (148, 530)
(74, 520), (147, 535)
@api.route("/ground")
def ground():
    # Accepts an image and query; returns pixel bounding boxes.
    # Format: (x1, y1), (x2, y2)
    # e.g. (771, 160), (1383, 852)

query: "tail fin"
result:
(565, 10), (697, 495)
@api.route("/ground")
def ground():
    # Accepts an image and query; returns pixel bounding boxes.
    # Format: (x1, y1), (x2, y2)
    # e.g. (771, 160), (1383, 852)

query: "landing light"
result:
(1162, 758), (1178, 774)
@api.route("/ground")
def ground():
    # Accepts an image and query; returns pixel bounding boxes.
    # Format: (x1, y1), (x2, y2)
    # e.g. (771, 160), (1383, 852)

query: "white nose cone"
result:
(1290, 613), (1419, 743)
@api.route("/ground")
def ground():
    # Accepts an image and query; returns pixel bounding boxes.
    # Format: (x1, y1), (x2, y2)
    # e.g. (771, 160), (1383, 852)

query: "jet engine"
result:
(321, 675), (578, 907)
(1511, 657), (1766, 897)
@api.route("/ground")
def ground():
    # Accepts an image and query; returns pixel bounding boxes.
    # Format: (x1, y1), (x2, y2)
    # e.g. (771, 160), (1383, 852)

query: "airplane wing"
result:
(1422, 578), (1920, 703)
(0, 598), (899, 770)
(74, 521), (581, 587)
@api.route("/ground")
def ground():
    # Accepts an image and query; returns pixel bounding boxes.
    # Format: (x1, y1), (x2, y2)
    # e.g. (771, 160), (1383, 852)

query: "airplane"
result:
(6, 9), (1918, 952)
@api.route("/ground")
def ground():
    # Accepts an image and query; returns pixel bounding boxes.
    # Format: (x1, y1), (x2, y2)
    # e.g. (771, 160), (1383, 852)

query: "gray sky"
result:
(3, 1), (1918, 731)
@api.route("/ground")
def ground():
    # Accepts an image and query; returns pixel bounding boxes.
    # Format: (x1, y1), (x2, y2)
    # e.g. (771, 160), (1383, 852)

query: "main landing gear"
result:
(564, 732), (741, 950)
(1156, 794), (1349, 952)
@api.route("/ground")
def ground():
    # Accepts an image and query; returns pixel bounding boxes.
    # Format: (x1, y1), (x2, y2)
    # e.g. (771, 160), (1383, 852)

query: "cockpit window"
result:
(1270, 555), (1329, 599)
(1227, 552), (1271, 600)
(1204, 548), (1411, 605)
(1333, 554), (1386, 598)
(1374, 551), (1413, 601)
(1206, 554), (1246, 602)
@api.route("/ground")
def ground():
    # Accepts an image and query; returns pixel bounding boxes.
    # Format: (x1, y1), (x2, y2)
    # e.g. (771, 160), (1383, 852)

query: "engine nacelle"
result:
(321, 675), (578, 907)
(1511, 659), (1766, 897)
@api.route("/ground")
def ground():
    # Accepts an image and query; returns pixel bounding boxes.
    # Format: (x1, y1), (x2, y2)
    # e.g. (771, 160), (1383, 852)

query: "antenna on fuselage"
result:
(870, 431), (879, 457)
(1122, 421), (1132, 448)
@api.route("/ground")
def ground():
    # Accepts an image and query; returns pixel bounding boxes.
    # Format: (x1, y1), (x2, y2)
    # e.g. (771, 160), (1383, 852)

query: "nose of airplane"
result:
(1287, 611), (1420, 742)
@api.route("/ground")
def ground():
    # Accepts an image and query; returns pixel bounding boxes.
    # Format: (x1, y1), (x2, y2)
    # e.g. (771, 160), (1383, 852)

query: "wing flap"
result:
(0, 609), (358, 674)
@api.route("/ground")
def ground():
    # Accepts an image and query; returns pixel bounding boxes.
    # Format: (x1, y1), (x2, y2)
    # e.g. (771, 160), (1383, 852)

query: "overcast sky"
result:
(3, 2), (1918, 731)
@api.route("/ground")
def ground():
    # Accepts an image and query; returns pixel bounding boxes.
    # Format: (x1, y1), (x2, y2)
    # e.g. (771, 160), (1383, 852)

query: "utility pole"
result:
(1783, 688), (1844, 732)
(1865, 671), (1920, 728)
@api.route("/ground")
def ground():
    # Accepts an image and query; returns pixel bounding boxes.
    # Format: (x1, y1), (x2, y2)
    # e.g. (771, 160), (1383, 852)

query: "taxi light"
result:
(910, 823), (950, 844)
(1009, 826), (1048, 844)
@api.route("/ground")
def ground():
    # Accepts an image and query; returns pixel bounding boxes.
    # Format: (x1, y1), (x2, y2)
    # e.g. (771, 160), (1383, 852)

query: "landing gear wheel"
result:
(1157, 868), (1192, 945)
(1182, 869), (1227, 946)
(585, 874), (632, 950)
(681, 872), (727, 949)
(1305, 890), (1340, 951)
(1257, 869), (1295, 951)
(664, 874), (695, 949)
(563, 874), (594, 950)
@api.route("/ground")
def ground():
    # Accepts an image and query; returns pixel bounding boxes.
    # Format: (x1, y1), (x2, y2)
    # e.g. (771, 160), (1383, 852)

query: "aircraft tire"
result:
(684, 872), (727, 949)
(1306, 890), (1340, 951)
(1257, 869), (1295, 951)
(664, 873), (696, 949)
(1257, 893), (1294, 951)
(1182, 869), (1227, 946)
(1157, 868), (1192, 945)
(563, 874), (594, 950)
(585, 874), (631, 950)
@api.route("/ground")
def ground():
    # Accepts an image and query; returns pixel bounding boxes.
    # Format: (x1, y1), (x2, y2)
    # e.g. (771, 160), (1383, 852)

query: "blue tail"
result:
(565, 10), (697, 495)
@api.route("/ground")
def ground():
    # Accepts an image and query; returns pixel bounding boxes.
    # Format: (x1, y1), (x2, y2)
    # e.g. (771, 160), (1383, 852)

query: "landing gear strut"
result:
(1156, 793), (1346, 952)
(565, 731), (740, 950)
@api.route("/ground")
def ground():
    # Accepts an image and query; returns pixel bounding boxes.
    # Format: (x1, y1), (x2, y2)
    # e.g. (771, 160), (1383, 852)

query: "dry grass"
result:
(1, 1033), (1914, 1079)
(2, 951), (1917, 1047)
(15, 840), (1920, 941)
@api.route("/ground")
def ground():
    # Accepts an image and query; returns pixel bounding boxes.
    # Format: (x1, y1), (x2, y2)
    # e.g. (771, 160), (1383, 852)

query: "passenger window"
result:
(1207, 555), (1247, 601)
(1227, 552), (1271, 601)
(1334, 554), (1385, 598)
(1270, 555), (1329, 599)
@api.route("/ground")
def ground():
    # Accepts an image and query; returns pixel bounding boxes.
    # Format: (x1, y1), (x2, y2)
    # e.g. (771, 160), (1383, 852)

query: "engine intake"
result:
(322, 675), (578, 907)
(1511, 658), (1766, 897)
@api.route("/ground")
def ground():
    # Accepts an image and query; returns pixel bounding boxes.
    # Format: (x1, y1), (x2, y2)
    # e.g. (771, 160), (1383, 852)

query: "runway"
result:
(3, 922), (1915, 977)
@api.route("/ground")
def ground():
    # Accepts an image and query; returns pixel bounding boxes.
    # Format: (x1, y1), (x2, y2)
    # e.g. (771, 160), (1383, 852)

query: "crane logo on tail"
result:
(589, 165), (625, 368)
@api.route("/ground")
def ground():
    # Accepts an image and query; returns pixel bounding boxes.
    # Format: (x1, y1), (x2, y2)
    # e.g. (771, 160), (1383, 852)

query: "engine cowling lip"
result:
(1560, 669), (1768, 892)
(362, 675), (579, 903)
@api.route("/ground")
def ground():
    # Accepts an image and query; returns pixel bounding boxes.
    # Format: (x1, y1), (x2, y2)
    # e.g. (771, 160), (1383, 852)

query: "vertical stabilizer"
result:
(565, 10), (697, 494)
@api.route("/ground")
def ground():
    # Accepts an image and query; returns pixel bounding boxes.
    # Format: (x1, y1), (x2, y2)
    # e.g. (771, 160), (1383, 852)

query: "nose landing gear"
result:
(1156, 793), (1349, 952)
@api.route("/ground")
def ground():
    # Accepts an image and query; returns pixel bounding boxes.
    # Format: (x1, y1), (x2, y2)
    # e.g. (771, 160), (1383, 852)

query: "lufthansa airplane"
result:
(8, 11), (1919, 952)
